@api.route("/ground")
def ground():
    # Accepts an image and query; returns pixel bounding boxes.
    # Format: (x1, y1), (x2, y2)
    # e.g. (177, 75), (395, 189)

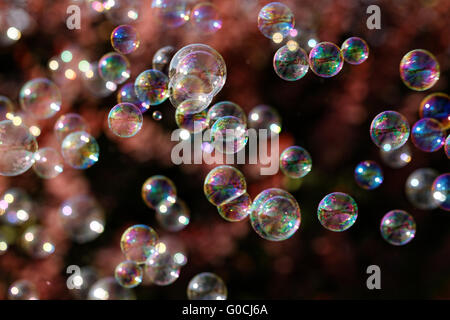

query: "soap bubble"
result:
(151, 0), (190, 28)
(309, 42), (344, 78)
(419, 93), (449, 129)
(190, 2), (222, 34)
(317, 192), (358, 232)
(340, 37), (369, 65)
(432, 173), (450, 211)
(204, 165), (246, 206)
(8, 280), (38, 300)
(153, 110), (162, 121)
(111, 25), (140, 55)
(379, 143), (411, 169)
(400, 49), (440, 91)
(0, 95), (15, 121)
(134, 69), (169, 106)
(117, 83), (149, 113)
(169, 73), (214, 110)
(0, 120), (38, 176)
(0, 188), (34, 225)
(115, 260), (143, 288)
(354, 160), (383, 190)
(145, 249), (181, 286)
(217, 192), (251, 222)
(211, 116), (248, 154)
(98, 52), (130, 84)
(250, 188), (301, 241)
(69, 266), (99, 299)
(175, 100), (208, 133)
(19, 78), (61, 119)
(120, 224), (158, 263)
(33, 147), (64, 179)
(81, 61), (116, 98)
(248, 104), (281, 135)
(108, 103), (143, 138)
(405, 168), (440, 210)
(411, 118), (445, 152)
(257, 2), (294, 39)
(152, 46), (175, 75)
(103, 0), (141, 24)
(187, 272), (227, 300)
(142, 175), (177, 209)
(61, 131), (99, 169)
(380, 210), (416, 246)
(21, 225), (55, 258)
(370, 111), (410, 151)
(157, 236), (188, 266)
(156, 197), (190, 232)
(206, 101), (247, 128)
(54, 113), (89, 143)
(59, 195), (105, 243)
(280, 146), (312, 179)
(88, 277), (135, 300)
(273, 44), (309, 81)
(445, 135), (450, 159)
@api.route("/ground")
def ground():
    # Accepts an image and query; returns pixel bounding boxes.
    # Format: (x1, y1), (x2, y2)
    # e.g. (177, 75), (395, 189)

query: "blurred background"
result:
(0, 0), (449, 299)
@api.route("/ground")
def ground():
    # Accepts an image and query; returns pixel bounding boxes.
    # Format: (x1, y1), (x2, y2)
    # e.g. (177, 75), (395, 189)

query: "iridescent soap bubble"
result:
(379, 143), (411, 169)
(8, 280), (38, 300)
(0, 96), (15, 121)
(120, 224), (158, 263)
(280, 146), (312, 179)
(108, 103), (143, 138)
(19, 78), (61, 119)
(250, 188), (301, 241)
(54, 113), (89, 143)
(88, 277), (135, 300)
(354, 160), (383, 190)
(0, 120), (37, 176)
(142, 175), (177, 209)
(206, 101), (246, 128)
(405, 168), (439, 210)
(61, 131), (99, 169)
(257, 2), (294, 39)
(380, 210), (416, 246)
(317, 192), (358, 232)
(187, 272), (227, 300)
(169, 73), (214, 110)
(400, 49), (440, 91)
(145, 249), (181, 286)
(152, 46), (175, 75)
(248, 104), (281, 135)
(211, 116), (248, 154)
(117, 83), (149, 113)
(273, 44), (309, 81)
(111, 25), (140, 55)
(204, 165), (246, 206)
(340, 37), (369, 65)
(217, 192), (251, 222)
(153, 110), (162, 121)
(21, 225), (55, 258)
(411, 118), (445, 152)
(309, 42), (344, 78)
(98, 52), (130, 84)
(33, 147), (64, 179)
(445, 135), (450, 159)
(191, 2), (222, 34)
(0, 188), (34, 225)
(151, 0), (190, 28)
(370, 111), (410, 151)
(419, 93), (449, 129)
(115, 260), (143, 288)
(156, 197), (190, 232)
(134, 69), (169, 106)
(59, 195), (105, 243)
(432, 173), (450, 211)
(175, 100), (208, 133)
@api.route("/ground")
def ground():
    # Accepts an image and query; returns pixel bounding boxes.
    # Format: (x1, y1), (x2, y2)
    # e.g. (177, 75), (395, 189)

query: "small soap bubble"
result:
(111, 25), (140, 55)
(370, 111), (410, 151)
(98, 52), (130, 84)
(257, 2), (294, 39)
(380, 210), (416, 246)
(248, 104), (281, 135)
(206, 101), (246, 128)
(405, 168), (440, 210)
(340, 37), (369, 65)
(445, 135), (450, 159)
(204, 165), (247, 206)
(432, 173), (450, 211)
(134, 69), (169, 106)
(280, 146), (312, 179)
(82, 62), (116, 98)
(191, 2), (222, 34)
(145, 249), (181, 286)
(211, 116), (248, 154)
(117, 83), (149, 113)
(273, 44), (309, 81)
(8, 280), (38, 300)
(152, 110), (162, 121)
(217, 192), (252, 222)
(151, 0), (190, 28)
(152, 46), (176, 75)
(120, 224), (158, 263)
(21, 225), (55, 258)
(411, 118), (445, 152)
(88, 277), (135, 300)
(54, 113), (89, 143)
(115, 260), (143, 288)
(400, 49), (440, 91)
(108, 103), (143, 138)
(419, 93), (449, 129)
(61, 131), (99, 169)
(317, 192), (358, 232)
(187, 272), (227, 300)
(0, 188), (34, 225)
(0, 96), (15, 121)
(175, 100), (208, 133)
(142, 175), (177, 209)
(157, 236), (188, 267)
(19, 78), (61, 119)
(156, 197), (190, 232)
(309, 42), (344, 78)
(33, 147), (64, 179)
(354, 160), (383, 190)
(379, 143), (411, 169)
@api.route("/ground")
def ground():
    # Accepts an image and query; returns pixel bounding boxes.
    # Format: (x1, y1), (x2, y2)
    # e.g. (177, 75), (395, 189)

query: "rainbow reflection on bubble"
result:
(380, 210), (416, 246)
(175, 100), (208, 133)
(120, 224), (158, 263)
(411, 118), (445, 152)
(61, 131), (99, 169)
(317, 192), (358, 232)
(117, 83), (149, 113)
(279, 146), (312, 179)
(419, 92), (449, 129)
(273, 44), (309, 81)
(309, 42), (344, 78)
(115, 260), (143, 288)
(400, 49), (440, 91)
(432, 173), (450, 211)
(370, 111), (410, 151)
(217, 192), (252, 222)
(257, 2), (294, 39)
(340, 37), (369, 65)
(134, 69), (169, 106)
(445, 135), (450, 159)
(204, 165), (246, 207)
(206, 101), (246, 128)
(141, 176), (177, 210)
(354, 160), (383, 190)
(211, 116), (248, 155)
(98, 52), (130, 84)
(108, 103), (143, 138)
(111, 25), (140, 55)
